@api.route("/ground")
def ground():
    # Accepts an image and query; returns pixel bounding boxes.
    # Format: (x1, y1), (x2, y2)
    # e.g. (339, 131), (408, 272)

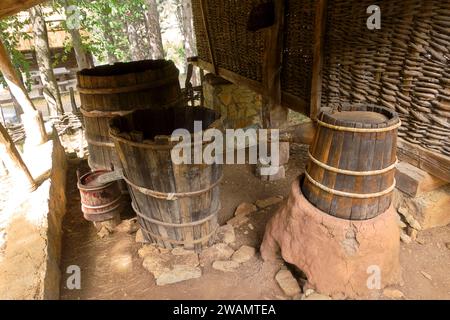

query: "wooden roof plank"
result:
(0, 0), (46, 19)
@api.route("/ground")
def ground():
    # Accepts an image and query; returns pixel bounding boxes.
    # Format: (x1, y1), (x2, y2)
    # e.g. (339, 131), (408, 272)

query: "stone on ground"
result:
(171, 247), (194, 256)
(227, 215), (249, 228)
(400, 232), (412, 244)
(135, 228), (149, 243)
(275, 269), (301, 297)
(255, 196), (283, 209)
(212, 260), (240, 272)
(231, 245), (256, 263)
(156, 265), (202, 286)
(304, 288), (315, 297)
(97, 226), (111, 239)
(142, 254), (171, 279)
(173, 250), (199, 268)
(115, 218), (139, 234)
(200, 243), (235, 265)
(398, 207), (422, 230)
(302, 293), (332, 300)
(383, 288), (405, 299)
(216, 224), (236, 244)
(234, 202), (257, 217)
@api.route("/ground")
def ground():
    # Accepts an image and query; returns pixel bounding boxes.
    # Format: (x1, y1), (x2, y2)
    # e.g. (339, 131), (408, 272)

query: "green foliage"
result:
(1, 0), (190, 90)
(0, 16), (32, 88)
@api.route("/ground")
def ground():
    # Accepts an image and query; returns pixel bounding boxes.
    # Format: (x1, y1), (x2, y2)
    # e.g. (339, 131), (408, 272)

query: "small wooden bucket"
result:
(109, 106), (223, 251)
(77, 170), (123, 222)
(302, 104), (400, 220)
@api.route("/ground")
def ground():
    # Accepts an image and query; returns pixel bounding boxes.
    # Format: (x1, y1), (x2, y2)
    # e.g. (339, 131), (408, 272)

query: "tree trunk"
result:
(0, 122), (36, 191)
(126, 20), (144, 61)
(29, 5), (64, 116)
(144, 0), (164, 59)
(178, 0), (199, 85)
(100, 19), (119, 64)
(63, 0), (93, 70)
(0, 38), (47, 145)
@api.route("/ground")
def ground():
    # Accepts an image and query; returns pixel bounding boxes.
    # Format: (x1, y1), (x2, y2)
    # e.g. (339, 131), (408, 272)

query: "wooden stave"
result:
(302, 104), (399, 220)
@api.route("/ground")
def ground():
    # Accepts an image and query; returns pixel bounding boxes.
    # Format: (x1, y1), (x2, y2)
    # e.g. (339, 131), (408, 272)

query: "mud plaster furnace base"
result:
(260, 175), (402, 299)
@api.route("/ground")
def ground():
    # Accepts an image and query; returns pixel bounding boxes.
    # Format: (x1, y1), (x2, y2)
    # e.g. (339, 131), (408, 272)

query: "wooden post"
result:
(0, 122), (37, 191)
(0, 38), (47, 145)
(261, 0), (288, 129)
(310, 0), (327, 120)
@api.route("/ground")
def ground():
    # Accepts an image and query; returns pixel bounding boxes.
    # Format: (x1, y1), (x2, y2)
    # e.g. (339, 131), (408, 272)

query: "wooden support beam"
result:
(310, 0), (327, 120)
(395, 162), (447, 197)
(397, 138), (450, 183)
(262, 0), (288, 129)
(0, 0), (45, 19)
(0, 38), (47, 145)
(0, 122), (36, 191)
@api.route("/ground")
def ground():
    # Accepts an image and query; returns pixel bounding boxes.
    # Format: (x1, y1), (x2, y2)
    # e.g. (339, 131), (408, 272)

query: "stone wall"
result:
(203, 74), (262, 129)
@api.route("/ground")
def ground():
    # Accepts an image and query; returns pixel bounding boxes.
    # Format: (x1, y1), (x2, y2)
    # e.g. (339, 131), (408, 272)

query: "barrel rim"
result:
(319, 103), (400, 129)
(77, 169), (117, 191)
(108, 105), (224, 150)
(77, 59), (177, 78)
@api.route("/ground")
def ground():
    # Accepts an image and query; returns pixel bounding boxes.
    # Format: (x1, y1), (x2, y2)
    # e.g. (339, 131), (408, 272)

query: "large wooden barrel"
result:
(77, 60), (182, 171)
(302, 104), (400, 220)
(109, 106), (223, 251)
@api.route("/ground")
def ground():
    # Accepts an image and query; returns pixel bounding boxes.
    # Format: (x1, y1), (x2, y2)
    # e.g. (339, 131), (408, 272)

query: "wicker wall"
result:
(192, 0), (266, 82)
(281, 0), (316, 105)
(191, 0), (450, 157)
(192, 0), (316, 107)
(321, 0), (450, 157)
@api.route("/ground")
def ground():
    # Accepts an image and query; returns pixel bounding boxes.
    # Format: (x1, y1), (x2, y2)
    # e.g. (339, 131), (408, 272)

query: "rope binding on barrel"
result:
(77, 74), (180, 95)
(132, 201), (219, 228)
(308, 151), (399, 176)
(122, 174), (223, 201)
(316, 119), (401, 133)
(304, 171), (396, 199)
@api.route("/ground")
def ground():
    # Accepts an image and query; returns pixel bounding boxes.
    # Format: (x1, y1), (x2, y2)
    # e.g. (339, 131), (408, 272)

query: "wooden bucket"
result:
(77, 170), (123, 222)
(302, 104), (400, 220)
(109, 106), (223, 251)
(77, 59), (183, 172)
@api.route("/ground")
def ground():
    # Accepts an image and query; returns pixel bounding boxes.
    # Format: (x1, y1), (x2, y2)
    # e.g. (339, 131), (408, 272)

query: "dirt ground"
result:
(59, 144), (450, 300)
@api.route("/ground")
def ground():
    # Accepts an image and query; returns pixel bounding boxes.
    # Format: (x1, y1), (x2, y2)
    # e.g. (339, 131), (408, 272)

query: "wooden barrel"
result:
(77, 59), (182, 171)
(302, 104), (400, 220)
(77, 170), (123, 222)
(109, 106), (223, 251)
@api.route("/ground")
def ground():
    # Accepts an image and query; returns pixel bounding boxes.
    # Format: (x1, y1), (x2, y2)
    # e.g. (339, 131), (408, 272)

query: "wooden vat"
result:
(77, 59), (182, 171)
(109, 106), (223, 251)
(302, 104), (400, 220)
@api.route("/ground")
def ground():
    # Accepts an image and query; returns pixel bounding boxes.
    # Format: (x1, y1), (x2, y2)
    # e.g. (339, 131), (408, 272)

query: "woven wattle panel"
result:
(192, 0), (265, 83)
(191, 0), (210, 64)
(321, 0), (450, 156)
(281, 0), (316, 106)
